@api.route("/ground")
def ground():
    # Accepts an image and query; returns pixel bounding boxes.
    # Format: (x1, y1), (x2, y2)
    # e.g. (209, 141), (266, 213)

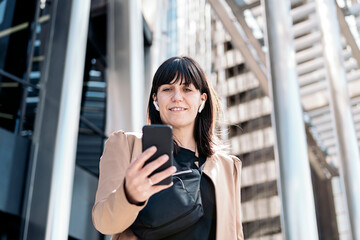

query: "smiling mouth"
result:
(169, 107), (187, 111)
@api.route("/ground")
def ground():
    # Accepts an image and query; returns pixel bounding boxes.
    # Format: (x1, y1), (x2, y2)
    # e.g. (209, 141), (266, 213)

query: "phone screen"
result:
(142, 124), (173, 185)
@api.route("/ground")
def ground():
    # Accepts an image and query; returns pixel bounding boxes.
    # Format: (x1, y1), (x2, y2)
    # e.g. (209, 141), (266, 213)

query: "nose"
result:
(172, 88), (183, 102)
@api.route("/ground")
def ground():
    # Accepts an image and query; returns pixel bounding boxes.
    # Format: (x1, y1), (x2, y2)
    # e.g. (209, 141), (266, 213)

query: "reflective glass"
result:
(0, 0), (7, 25)
(0, 0), (52, 134)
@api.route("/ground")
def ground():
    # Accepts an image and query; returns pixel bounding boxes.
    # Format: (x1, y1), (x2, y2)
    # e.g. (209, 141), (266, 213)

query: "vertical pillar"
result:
(262, 0), (319, 239)
(45, 0), (90, 239)
(107, 0), (145, 134)
(21, 0), (90, 239)
(315, 0), (360, 238)
(143, 0), (168, 101)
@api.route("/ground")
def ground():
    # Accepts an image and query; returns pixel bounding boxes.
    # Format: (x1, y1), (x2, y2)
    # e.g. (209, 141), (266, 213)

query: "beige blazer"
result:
(92, 130), (244, 240)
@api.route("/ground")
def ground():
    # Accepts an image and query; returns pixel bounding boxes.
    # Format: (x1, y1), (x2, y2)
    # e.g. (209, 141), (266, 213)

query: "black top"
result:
(161, 147), (216, 240)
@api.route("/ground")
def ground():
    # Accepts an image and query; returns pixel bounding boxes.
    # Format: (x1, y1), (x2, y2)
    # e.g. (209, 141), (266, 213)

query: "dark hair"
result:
(147, 56), (219, 157)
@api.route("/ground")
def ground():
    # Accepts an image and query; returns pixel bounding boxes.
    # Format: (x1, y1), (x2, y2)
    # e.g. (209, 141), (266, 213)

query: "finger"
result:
(147, 177), (155, 186)
(141, 154), (169, 176)
(150, 166), (177, 185)
(131, 146), (157, 170)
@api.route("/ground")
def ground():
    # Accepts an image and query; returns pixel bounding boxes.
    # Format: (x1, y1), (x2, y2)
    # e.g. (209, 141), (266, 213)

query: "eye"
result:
(184, 87), (192, 92)
(161, 87), (171, 92)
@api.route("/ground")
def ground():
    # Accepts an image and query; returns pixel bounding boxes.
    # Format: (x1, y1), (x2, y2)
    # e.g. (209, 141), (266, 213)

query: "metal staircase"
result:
(0, 8), (50, 137)
(76, 58), (107, 176)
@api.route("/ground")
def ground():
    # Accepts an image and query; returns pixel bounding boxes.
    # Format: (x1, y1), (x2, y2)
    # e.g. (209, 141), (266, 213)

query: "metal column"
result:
(208, 0), (269, 96)
(315, 0), (360, 238)
(21, 0), (90, 239)
(263, 0), (319, 239)
(142, 0), (168, 99)
(44, 0), (90, 239)
(107, 0), (145, 134)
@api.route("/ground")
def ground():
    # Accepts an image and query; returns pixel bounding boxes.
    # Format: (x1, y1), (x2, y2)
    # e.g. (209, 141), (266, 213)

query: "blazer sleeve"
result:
(92, 131), (146, 235)
(232, 156), (244, 240)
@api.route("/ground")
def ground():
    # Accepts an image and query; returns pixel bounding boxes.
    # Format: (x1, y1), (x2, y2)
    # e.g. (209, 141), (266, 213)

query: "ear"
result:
(201, 93), (207, 102)
(152, 93), (157, 101)
(198, 93), (207, 113)
(152, 93), (160, 111)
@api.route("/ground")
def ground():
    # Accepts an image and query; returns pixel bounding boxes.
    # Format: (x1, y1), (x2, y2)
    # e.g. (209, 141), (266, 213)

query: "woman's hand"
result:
(124, 146), (176, 205)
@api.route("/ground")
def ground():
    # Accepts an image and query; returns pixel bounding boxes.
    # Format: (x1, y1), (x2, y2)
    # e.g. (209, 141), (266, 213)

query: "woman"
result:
(92, 56), (244, 240)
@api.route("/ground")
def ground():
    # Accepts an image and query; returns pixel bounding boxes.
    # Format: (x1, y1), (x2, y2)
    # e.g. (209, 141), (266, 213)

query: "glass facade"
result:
(0, 0), (51, 135)
(166, 0), (178, 58)
(0, 0), (53, 238)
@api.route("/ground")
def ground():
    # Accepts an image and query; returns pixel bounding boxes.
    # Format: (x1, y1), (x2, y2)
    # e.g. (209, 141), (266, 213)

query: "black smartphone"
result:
(142, 124), (173, 185)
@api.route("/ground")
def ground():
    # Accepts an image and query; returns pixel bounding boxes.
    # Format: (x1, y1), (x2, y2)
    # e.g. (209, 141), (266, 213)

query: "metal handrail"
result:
(0, 69), (39, 89)
(79, 115), (108, 138)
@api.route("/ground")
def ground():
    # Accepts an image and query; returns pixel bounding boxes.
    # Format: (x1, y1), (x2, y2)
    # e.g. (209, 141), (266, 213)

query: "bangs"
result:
(152, 57), (204, 92)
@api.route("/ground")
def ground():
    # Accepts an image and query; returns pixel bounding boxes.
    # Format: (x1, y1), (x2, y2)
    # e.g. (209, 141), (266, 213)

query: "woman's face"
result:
(154, 80), (207, 131)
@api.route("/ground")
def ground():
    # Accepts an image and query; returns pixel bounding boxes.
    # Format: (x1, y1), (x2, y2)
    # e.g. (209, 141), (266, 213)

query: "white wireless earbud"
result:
(153, 100), (160, 111)
(198, 100), (205, 113)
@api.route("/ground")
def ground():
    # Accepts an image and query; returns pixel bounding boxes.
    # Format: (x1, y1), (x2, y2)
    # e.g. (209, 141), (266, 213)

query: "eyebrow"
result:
(165, 82), (192, 86)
